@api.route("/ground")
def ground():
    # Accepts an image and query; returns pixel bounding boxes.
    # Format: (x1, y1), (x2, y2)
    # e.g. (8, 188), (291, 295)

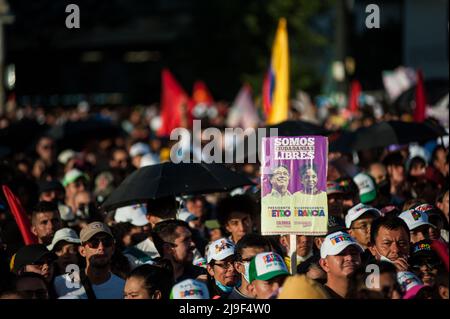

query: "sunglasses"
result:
(85, 236), (114, 249)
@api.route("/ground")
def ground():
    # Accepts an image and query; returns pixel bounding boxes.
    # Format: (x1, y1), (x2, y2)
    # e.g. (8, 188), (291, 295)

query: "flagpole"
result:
(289, 234), (297, 275)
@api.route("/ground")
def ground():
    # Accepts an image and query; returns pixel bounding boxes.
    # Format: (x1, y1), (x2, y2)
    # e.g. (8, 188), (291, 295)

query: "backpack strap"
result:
(80, 270), (97, 300)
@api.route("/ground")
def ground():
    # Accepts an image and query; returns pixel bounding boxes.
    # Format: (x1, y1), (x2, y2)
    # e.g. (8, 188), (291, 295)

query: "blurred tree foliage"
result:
(178, 0), (335, 99)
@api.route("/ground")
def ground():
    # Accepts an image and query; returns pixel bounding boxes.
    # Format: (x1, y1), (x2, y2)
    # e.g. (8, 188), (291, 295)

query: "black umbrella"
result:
(393, 78), (448, 114)
(101, 162), (255, 210)
(266, 120), (330, 136)
(330, 120), (448, 152)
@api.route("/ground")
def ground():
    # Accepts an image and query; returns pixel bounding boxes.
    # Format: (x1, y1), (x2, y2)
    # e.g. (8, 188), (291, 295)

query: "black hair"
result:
(216, 195), (256, 227)
(382, 151), (404, 168)
(369, 215), (410, 245)
(146, 197), (178, 220)
(408, 156), (426, 173)
(32, 201), (58, 214)
(110, 222), (135, 251)
(126, 264), (173, 299)
(151, 219), (190, 256)
(31, 201), (60, 224)
(234, 234), (271, 261)
(430, 145), (447, 166)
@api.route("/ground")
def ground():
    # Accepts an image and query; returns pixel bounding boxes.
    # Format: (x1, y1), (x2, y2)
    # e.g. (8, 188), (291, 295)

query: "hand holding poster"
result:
(261, 136), (328, 235)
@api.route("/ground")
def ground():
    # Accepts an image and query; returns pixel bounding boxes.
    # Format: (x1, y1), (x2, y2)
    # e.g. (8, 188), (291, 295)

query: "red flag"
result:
(192, 81), (214, 105)
(2, 185), (38, 245)
(348, 80), (362, 113)
(157, 69), (191, 137)
(414, 69), (427, 122)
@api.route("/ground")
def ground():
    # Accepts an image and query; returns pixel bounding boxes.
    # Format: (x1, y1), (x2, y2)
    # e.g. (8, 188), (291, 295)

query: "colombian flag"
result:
(263, 18), (290, 125)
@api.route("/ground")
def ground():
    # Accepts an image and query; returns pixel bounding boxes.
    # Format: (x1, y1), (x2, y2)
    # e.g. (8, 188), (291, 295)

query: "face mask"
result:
(375, 247), (395, 264)
(243, 261), (251, 283)
(215, 279), (233, 293)
(379, 254), (395, 264)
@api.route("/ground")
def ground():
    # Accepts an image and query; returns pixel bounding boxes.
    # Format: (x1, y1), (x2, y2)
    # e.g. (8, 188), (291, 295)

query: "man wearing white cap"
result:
(206, 238), (239, 299)
(114, 203), (156, 269)
(62, 168), (89, 213)
(247, 252), (290, 299)
(114, 203), (149, 228)
(346, 203), (381, 249)
(129, 142), (159, 168)
(319, 231), (364, 298)
(399, 209), (435, 244)
(170, 279), (210, 299)
(48, 228), (82, 297)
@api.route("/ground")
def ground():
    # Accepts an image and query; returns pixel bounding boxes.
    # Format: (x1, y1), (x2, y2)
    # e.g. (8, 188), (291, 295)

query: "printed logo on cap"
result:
(91, 223), (103, 230)
(413, 242), (431, 254)
(411, 211), (422, 221)
(255, 252), (287, 277)
(171, 279), (209, 299)
(262, 253), (283, 264)
(179, 288), (205, 298)
(215, 239), (233, 254)
(207, 238), (235, 263)
(414, 204), (434, 213)
(355, 205), (370, 212)
(330, 232), (354, 246)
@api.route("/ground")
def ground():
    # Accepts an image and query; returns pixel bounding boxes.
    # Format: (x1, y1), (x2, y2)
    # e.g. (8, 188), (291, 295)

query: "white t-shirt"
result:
(61, 273), (125, 299)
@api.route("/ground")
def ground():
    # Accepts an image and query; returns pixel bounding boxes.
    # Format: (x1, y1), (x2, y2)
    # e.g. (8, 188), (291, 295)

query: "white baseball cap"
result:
(177, 211), (198, 223)
(320, 231), (364, 259)
(58, 149), (78, 165)
(62, 169), (89, 187)
(47, 228), (81, 251)
(129, 142), (150, 158)
(170, 279), (210, 299)
(399, 209), (435, 231)
(248, 252), (289, 283)
(345, 203), (381, 228)
(114, 203), (148, 226)
(206, 238), (235, 263)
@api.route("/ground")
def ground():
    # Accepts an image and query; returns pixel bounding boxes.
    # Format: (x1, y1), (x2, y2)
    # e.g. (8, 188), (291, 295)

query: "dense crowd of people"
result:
(0, 99), (448, 299)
